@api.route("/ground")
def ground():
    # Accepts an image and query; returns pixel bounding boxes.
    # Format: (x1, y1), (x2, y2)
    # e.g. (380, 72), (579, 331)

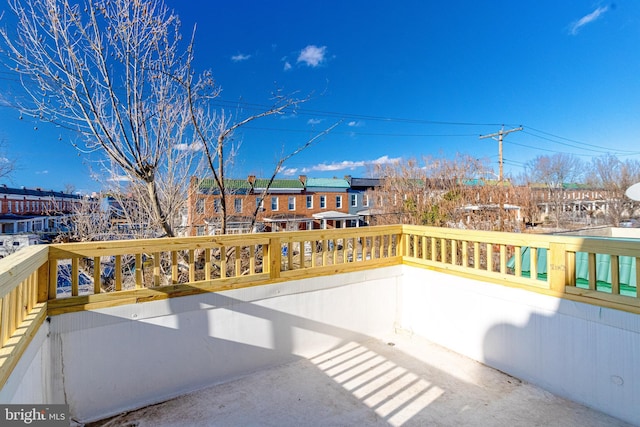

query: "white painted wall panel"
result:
(400, 266), (640, 426)
(0, 321), (54, 404)
(51, 267), (401, 422)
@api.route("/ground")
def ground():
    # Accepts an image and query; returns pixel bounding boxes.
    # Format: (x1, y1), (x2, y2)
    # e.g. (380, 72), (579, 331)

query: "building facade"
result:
(186, 176), (357, 235)
(0, 185), (83, 215)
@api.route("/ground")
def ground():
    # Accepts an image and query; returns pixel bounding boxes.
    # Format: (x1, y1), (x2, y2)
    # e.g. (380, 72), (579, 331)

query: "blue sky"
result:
(2, 1), (640, 193)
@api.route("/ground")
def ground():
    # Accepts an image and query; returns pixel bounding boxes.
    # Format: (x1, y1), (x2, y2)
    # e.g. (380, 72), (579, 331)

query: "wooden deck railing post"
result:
(548, 242), (568, 294)
(268, 236), (282, 280)
(37, 260), (50, 303)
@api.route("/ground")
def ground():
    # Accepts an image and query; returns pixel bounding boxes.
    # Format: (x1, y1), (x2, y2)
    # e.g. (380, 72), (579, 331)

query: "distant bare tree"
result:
(524, 153), (583, 228)
(0, 139), (16, 180)
(367, 155), (534, 231)
(587, 154), (640, 226)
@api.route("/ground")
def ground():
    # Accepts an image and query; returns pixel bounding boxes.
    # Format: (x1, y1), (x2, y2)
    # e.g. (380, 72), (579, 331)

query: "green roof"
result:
(198, 179), (251, 191)
(253, 179), (303, 189)
(306, 178), (350, 189)
(197, 177), (303, 192)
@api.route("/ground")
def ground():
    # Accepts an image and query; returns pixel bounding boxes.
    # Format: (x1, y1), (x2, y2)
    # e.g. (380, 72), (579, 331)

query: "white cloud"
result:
(279, 167), (298, 176)
(371, 155), (401, 165)
(283, 61), (292, 71)
(347, 121), (364, 127)
(108, 175), (131, 183)
(36, 170), (49, 175)
(307, 118), (323, 125)
(173, 142), (204, 152)
(297, 45), (327, 67)
(231, 53), (251, 62)
(570, 6), (609, 35)
(303, 155), (400, 173)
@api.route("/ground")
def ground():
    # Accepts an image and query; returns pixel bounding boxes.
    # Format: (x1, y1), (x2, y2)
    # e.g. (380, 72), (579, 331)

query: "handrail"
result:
(0, 245), (49, 388)
(46, 225), (404, 313)
(1, 224), (639, 389)
(401, 225), (640, 312)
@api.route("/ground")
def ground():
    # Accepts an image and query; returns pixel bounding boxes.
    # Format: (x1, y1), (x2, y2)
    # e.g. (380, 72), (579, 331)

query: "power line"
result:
(521, 129), (639, 155)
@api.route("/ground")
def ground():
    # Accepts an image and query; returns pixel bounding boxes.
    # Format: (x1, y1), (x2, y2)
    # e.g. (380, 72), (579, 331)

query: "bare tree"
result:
(587, 154), (640, 226)
(245, 122), (340, 233)
(1, 0), (209, 237)
(1, 0), (326, 238)
(367, 155), (534, 231)
(524, 153), (583, 228)
(0, 138), (16, 180)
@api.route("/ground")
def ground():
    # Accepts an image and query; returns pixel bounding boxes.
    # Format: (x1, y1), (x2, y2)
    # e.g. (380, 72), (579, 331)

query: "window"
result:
(350, 194), (357, 207)
(256, 197), (264, 210)
(335, 196), (342, 209)
(195, 198), (205, 214)
(271, 196), (279, 211)
(214, 199), (221, 213)
(288, 196), (295, 211)
(320, 195), (326, 209)
(306, 195), (313, 209)
(234, 198), (243, 213)
(12, 241), (20, 246)
(363, 195), (369, 207)
(196, 226), (205, 236)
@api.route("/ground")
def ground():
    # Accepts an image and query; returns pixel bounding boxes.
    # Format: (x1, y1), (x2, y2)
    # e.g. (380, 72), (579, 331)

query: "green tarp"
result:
(507, 247), (637, 297)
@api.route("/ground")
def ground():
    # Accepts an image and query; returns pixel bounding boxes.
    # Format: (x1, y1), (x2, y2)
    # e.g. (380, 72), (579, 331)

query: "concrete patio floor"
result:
(88, 333), (632, 427)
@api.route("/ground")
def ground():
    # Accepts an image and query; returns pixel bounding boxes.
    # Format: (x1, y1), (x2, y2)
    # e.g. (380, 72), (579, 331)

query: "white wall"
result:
(50, 267), (402, 422)
(400, 266), (640, 427)
(3, 262), (639, 425)
(0, 320), (55, 404)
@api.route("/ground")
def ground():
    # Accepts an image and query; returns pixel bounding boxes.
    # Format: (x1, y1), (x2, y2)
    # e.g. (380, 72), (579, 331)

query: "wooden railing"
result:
(1, 225), (639, 388)
(402, 225), (640, 310)
(46, 225), (403, 314)
(0, 245), (49, 388)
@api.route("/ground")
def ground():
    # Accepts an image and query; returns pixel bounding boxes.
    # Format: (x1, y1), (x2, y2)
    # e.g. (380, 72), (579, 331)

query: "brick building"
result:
(0, 185), (82, 215)
(186, 176), (358, 235)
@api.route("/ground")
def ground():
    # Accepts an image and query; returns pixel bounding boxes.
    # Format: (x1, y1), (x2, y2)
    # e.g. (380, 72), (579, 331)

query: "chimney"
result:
(299, 175), (307, 185)
(247, 175), (256, 185)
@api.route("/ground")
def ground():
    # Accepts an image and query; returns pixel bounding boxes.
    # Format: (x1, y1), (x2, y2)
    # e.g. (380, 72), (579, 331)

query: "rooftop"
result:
(90, 333), (629, 427)
(1, 225), (638, 426)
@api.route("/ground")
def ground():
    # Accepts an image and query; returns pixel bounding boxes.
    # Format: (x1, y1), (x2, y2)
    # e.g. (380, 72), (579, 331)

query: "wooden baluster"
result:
(153, 252), (161, 287)
(171, 252), (178, 283)
(250, 245), (256, 274)
(72, 258), (79, 296)
(135, 254), (143, 289)
(611, 255), (620, 295)
(235, 246), (242, 277)
(205, 248), (212, 280)
(115, 255), (122, 291)
(588, 252), (596, 290)
(220, 246), (227, 278)
(93, 256), (101, 294)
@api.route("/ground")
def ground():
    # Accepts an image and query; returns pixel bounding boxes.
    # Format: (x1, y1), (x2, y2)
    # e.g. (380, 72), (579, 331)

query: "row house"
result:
(187, 176), (360, 235)
(345, 176), (381, 224)
(0, 185), (83, 215)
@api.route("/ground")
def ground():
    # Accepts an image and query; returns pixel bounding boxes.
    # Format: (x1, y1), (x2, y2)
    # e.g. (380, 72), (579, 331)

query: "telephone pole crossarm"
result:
(479, 126), (523, 182)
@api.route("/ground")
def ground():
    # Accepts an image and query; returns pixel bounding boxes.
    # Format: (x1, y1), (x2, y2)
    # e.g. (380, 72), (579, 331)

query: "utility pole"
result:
(479, 125), (523, 181)
(479, 125), (523, 231)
